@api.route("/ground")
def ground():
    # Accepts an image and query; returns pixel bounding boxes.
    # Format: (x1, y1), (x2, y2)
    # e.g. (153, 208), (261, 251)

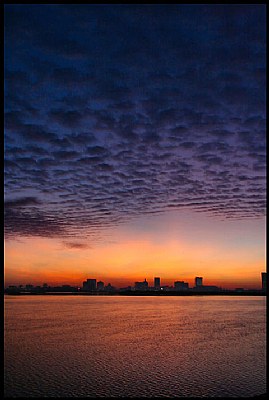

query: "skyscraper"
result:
(261, 272), (266, 290)
(195, 277), (203, 287)
(82, 278), (96, 291)
(154, 277), (160, 289)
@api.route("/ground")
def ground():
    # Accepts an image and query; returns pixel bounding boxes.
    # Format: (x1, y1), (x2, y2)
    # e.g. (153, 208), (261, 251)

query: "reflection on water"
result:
(4, 295), (266, 397)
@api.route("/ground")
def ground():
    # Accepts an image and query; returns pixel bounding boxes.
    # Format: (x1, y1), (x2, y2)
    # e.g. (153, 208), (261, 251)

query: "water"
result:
(4, 295), (266, 397)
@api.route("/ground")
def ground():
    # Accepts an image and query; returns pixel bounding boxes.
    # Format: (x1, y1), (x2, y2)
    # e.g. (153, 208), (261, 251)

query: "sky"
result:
(4, 4), (266, 289)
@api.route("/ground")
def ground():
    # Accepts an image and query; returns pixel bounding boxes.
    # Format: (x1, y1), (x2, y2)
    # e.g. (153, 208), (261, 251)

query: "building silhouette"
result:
(4, 271), (267, 295)
(198, 285), (219, 292)
(104, 283), (115, 292)
(97, 281), (104, 291)
(135, 279), (148, 290)
(195, 277), (203, 287)
(154, 277), (160, 289)
(83, 278), (96, 291)
(174, 281), (189, 290)
(261, 272), (266, 290)
(26, 284), (33, 290)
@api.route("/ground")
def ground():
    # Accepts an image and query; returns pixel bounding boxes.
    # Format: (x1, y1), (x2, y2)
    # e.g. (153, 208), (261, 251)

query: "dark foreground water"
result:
(4, 295), (266, 397)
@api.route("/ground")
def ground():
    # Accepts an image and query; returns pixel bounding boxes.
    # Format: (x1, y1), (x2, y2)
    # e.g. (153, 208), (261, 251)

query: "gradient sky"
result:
(4, 4), (266, 289)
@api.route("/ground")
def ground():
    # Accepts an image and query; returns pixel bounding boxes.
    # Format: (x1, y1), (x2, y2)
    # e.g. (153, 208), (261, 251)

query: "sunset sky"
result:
(4, 5), (266, 289)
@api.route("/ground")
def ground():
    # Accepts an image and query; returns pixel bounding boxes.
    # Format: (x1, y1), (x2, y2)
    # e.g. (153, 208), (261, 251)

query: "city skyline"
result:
(5, 271), (266, 292)
(4, 5), (266, 291)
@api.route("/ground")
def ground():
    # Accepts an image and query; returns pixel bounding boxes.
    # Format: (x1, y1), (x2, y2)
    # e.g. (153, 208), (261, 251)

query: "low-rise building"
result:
(97, 281), (104, 291)
(174, 281), (189, 290)
(134, 279), (148, 290)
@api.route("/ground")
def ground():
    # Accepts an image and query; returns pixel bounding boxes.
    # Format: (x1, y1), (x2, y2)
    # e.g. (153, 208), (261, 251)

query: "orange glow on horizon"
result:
(4, 228), (265, 290)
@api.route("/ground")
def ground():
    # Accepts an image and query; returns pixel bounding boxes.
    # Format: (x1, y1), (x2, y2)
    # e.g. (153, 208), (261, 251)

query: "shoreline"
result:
(4, 290), (266, 297)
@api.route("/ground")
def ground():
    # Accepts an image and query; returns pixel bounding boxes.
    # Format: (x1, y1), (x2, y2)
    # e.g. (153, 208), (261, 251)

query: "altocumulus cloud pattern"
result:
(4, 5), (266, 243)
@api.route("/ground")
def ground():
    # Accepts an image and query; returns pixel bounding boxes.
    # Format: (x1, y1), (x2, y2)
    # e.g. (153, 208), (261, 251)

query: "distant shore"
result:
(4, 290), (266, 296)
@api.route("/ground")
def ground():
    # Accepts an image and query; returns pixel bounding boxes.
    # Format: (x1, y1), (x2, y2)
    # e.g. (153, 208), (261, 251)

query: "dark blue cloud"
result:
(4, 4), (266, 240)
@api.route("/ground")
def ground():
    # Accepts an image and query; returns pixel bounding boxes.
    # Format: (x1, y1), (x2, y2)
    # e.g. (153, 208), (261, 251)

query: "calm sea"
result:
(4, 295), (266, 398)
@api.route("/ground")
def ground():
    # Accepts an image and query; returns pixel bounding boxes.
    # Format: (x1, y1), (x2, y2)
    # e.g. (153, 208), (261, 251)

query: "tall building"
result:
(154, 277), (160, 289)
(82, 278), (96, 291)
(195, 277), (203, 287)
(261, 272), (266, 290)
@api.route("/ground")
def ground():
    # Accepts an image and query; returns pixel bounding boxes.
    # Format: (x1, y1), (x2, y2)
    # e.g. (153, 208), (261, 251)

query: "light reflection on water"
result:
(4, 295), (266, 397)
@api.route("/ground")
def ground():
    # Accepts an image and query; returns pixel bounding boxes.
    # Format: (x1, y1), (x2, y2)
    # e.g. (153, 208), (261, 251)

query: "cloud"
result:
(5, 196), (42, 208)
(22, 124), (58, 143)
(4, 4), (266, 241)
(4, 208), (67, 239)
(52, 150), (79, 160)
(49, 109), (84, 127)
(63, 242), (89, 249)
